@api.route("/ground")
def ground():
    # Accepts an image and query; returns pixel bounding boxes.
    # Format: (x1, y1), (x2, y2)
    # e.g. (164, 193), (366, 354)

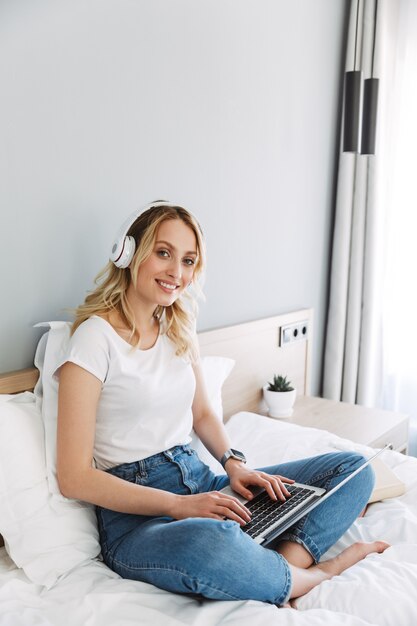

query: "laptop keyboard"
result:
(242, 484), (315, 539)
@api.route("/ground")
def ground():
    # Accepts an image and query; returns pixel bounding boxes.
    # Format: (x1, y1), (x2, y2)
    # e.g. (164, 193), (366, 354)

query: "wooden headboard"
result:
(0, 308), (313, 406)
(0, 308), (313, 548)
(198, 308), (313, 419)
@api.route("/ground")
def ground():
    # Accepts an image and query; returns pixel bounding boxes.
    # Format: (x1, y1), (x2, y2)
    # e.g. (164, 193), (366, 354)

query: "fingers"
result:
(220, 495), (251, 526)
(260, 474), (287, 501)
(278, 474), (296, 485)
(208, 492), (252, 526)
(217, 506), (249, 526)
(242, 472), (293, 501)
(274, 475), (295, 498)
(238, 485), (256, 501)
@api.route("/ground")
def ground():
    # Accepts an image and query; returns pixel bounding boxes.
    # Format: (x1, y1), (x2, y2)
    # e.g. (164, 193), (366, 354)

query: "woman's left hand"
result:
(226, 461), (295, 502)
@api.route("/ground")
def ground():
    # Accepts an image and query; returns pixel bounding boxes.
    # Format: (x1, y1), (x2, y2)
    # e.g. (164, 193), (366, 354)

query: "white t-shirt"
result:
(58, 316), (195, 470)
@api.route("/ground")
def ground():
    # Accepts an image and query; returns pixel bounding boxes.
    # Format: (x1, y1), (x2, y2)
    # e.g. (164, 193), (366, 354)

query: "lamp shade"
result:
(343, 70), (363, 153)
(361, 78), (379, 155)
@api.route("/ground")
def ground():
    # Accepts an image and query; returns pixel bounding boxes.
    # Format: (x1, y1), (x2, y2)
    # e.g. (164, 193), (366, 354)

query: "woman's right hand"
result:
(170, 492), (252, 526)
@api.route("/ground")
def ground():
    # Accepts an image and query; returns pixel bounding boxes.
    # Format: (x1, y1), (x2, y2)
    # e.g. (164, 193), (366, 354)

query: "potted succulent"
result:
(263, 374), (296, 419)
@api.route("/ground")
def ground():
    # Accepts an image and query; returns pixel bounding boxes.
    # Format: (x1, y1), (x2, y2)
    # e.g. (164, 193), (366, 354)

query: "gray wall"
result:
(0, 0), (347, 394)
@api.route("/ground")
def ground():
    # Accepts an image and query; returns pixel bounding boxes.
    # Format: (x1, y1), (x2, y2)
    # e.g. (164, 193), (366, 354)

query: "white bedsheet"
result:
(1, 412), (417, 626)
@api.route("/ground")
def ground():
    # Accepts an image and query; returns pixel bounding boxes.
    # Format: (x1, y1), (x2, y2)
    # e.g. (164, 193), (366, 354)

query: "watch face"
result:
(230, 449), (245, 461)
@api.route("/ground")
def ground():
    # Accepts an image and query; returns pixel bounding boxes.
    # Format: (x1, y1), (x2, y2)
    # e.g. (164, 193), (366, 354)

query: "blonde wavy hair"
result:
(71, 204), (206, 361)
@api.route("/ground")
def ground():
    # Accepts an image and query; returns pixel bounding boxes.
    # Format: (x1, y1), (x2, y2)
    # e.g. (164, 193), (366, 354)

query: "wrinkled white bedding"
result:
(1, 412), (417, 626)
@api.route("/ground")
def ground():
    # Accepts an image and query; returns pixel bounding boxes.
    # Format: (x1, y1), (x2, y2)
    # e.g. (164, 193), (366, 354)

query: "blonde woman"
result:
(56, 201), (388, 606)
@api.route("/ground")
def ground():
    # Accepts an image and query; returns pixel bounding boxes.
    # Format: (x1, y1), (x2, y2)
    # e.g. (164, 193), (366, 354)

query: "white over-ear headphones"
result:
(110, 200), (175, 269)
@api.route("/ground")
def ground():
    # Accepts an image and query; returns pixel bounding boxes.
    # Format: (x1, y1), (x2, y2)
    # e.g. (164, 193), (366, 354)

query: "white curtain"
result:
(323, 0), (395, 406)
(381, 0), (417, 455)
(323, 0), (417, 454)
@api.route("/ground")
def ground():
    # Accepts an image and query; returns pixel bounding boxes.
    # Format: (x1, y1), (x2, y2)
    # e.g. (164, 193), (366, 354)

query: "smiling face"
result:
(128, 218), (198, 314)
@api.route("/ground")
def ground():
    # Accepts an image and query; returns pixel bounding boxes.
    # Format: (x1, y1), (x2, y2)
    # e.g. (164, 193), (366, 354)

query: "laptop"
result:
(220, 445), (390, 548)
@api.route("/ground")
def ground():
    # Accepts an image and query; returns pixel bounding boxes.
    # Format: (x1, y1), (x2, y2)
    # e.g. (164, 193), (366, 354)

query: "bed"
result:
(1, 309), (417, 626)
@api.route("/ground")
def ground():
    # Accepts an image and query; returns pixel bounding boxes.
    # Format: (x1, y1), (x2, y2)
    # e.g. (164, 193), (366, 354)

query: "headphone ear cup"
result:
(114, 235), (136, 268)
(110, 201), (177, 268)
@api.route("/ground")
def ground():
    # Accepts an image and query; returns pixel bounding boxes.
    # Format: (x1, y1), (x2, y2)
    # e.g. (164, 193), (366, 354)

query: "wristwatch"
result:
(220, 448), (246, 468)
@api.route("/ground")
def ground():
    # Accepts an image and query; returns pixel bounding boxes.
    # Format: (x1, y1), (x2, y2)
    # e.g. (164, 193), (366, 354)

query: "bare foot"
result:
(316, 541), (390, 579)
(289, 541), (390, 600)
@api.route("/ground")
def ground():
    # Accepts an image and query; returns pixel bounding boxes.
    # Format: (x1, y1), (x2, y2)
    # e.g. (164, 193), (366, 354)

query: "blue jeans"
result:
(96, 445), (374, 605)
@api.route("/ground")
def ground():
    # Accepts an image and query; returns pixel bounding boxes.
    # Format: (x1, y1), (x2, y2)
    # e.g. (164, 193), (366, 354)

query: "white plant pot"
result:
(263, 385), (296, 419)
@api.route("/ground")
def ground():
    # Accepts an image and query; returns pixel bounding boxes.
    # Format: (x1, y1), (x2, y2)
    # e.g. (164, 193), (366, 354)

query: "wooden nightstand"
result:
(290, 396), (409, 454)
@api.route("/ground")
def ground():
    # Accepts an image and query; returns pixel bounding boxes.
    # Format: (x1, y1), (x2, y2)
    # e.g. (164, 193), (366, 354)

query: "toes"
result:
(357, 540), (390, 557)
(375, 540), (390, 553)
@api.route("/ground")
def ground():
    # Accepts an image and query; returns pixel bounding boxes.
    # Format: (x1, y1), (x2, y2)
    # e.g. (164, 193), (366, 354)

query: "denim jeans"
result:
(96, 445), (374, 605)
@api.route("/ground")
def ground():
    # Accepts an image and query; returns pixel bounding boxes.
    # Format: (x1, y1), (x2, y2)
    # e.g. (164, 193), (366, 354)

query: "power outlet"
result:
(279, 320), (309, 346)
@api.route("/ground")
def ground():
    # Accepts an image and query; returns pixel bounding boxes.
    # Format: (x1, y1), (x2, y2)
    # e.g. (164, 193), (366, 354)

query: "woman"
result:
(56, 201), (388, 606)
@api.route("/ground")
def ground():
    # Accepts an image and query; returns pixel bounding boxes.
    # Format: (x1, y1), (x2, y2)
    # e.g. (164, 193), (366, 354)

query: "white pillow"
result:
(200, 355), (235, 419)
(0, 393), (100, 589)
(189, 355), (235, 465)
(34, 321), (72, 495)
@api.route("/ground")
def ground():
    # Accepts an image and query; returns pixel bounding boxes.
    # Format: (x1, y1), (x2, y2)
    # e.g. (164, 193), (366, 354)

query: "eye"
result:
(183, 258), (196, 266)
(157, 249), (170, 258)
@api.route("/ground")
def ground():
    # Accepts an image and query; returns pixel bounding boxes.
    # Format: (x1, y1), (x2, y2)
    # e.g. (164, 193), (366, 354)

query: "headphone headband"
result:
(110, 200), (176, 268)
